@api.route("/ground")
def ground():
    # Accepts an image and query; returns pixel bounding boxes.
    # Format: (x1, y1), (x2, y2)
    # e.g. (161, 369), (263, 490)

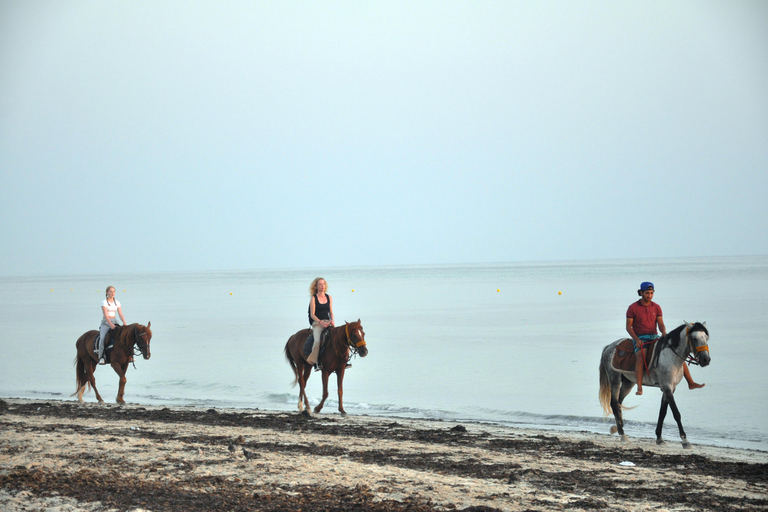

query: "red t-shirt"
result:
(626, 300), (663, 336)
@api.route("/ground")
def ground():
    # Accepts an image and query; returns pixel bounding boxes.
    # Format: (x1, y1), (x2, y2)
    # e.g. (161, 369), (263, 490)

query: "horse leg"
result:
(612, 376), (634, 441)
(336, 369), (346, 415)
(298, 363), (312, 414)
(113, 363), (127, 405)
(658, 388), (690, 448)
(87, 360), (105, 404)
(314, 371), (330, 414)
(655, 389), (671, 445)
(74, 355), (88, 403)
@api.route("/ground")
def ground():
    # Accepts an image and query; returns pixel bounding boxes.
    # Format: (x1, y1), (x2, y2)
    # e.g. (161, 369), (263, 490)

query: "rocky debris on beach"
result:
(1, 399), (766, 511)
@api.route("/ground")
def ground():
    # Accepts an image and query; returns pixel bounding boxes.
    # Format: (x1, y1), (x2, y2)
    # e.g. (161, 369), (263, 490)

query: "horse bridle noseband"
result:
(345, 323), (366, 353)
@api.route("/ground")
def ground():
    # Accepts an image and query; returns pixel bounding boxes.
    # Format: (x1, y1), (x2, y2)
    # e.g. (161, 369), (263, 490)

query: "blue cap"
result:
(640, 282), (654, 291)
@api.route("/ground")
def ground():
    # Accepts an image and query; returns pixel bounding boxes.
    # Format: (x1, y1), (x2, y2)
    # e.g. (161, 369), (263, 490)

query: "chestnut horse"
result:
(284, 319), (368, 415)
(72, 322), (152, 404)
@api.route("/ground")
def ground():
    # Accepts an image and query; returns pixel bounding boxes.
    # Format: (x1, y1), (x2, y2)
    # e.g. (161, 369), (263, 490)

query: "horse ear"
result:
(147, 321), (151, 328)
(702, 321), (706, 327)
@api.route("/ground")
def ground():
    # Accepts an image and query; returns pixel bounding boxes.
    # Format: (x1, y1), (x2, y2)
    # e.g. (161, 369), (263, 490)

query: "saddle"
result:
(303, 328), (330, 360)
(94, 326), (120, 364)
(611, 338), (661, 373)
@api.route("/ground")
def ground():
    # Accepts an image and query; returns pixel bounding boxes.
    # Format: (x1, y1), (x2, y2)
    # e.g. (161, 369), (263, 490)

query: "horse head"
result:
(686, 322), (710, 367)
(345, 319), (368, 358)
(134, 321), (152, 360)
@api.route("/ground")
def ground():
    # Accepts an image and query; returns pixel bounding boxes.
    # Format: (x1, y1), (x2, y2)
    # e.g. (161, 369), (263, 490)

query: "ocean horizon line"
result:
(2, 253), (767, 280)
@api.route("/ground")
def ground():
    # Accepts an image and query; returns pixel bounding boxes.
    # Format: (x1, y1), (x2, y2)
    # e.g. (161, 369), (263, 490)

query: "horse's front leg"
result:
(314, 371), (330, 414)
(655, 388), (672, 446)
(662, 388), (690, 448)
(113, 363), (127, 405)
(336, 369), (346, 415)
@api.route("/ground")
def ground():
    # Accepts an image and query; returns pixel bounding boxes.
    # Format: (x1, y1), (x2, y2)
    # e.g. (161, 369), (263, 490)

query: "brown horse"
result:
(284, 319), (368, 415)
(73, 322), (152, 404)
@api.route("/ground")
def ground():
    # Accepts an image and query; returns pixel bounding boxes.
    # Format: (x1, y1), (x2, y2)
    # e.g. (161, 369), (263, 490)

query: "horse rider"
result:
(626, 281), (703, 395)
(307, 277), (334, 370)
(98, 285), (126, 364)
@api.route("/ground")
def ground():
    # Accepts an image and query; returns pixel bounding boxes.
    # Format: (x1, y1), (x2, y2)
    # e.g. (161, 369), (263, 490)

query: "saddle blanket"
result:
(611, 338), (660, 373)
(303, 329), (329, 359)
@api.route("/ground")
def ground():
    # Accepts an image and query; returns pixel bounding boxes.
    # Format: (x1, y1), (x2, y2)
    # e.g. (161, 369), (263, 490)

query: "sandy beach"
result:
(1, 398), (766, 511)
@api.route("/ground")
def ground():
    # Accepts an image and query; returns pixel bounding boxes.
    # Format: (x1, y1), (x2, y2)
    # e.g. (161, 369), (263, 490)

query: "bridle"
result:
(345, 323), (366, 354)
(684, 324), (709, 366)
(132, 325), (150, 358)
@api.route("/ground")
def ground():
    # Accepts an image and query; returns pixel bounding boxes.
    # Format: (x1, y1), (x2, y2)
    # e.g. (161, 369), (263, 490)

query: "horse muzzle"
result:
(697, 352), (710, 367)
(358, 345), (368, 357)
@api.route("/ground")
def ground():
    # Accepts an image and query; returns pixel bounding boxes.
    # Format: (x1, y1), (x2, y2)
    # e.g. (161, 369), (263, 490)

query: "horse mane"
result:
(112, 324), (135, 352)
(665, 322), (708, 349)
(665, 324), (687, 349)
(330, 320), (360, 358)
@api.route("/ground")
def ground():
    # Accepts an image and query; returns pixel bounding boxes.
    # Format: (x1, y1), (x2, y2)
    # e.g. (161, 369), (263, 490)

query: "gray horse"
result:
(599, 322), (710, 448)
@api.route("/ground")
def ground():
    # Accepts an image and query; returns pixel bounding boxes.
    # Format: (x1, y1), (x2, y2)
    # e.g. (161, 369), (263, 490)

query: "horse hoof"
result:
(301, 409), (311, 418)
(656, 439), (665, 446)
(682, 441), (692, 449)
(620, 435), (629, 443)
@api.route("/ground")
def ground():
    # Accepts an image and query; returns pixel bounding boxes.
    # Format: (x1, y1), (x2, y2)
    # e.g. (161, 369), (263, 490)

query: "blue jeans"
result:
(632, 334), (659, 354)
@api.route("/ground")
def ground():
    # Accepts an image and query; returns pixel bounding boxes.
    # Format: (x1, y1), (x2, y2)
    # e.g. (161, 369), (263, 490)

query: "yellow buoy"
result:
(497, 289), (500, 292)
(50, 289), (53, 292)
(123, 289), (126, 292)
(352, 289), (355, 292)
(558, 291), (562, 295)
(230, 292), (233, 295)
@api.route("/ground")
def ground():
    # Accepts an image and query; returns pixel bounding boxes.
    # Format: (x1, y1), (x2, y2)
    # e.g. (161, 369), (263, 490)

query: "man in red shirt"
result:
(626, 282), (704, 395)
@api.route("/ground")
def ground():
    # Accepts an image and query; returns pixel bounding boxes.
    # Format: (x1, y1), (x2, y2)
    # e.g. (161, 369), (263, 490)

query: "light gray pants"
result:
(307, 322), (325, 364)
(98, 319), (116, 359)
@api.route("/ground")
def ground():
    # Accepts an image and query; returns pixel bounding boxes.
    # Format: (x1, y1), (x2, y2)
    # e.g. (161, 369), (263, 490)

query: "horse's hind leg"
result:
(85, 361), (105, 404)
(298, 364), (312, 415)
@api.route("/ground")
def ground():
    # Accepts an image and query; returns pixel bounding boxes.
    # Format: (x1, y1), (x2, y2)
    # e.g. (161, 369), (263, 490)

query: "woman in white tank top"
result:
(98, 286), (127, 364)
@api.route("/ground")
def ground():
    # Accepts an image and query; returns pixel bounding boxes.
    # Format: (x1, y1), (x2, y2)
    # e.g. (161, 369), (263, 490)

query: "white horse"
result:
(599, 322), (710, 448)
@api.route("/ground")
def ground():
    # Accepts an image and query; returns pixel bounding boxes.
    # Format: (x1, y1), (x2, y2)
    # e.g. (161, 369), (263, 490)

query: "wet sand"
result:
(1, 398), (766, 511)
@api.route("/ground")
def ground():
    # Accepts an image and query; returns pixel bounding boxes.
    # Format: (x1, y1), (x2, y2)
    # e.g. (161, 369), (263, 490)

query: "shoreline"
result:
(1, 398), (767, 511)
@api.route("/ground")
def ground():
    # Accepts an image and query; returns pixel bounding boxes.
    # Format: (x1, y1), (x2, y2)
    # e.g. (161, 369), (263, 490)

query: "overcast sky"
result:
(1, 1), (766, 276)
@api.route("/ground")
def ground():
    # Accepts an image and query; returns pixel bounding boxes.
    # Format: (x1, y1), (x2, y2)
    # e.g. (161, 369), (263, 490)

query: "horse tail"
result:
(284, 340), (298, 387)
(598, 357), (613, 416)
(72, 355), (91, 396)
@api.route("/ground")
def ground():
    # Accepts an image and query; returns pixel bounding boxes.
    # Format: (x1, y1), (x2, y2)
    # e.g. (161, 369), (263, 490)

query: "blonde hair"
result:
(309, 277), (327, 295)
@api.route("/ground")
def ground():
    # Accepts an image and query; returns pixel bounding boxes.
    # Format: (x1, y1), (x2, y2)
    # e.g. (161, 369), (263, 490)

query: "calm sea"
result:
(1, 256), (766, 451)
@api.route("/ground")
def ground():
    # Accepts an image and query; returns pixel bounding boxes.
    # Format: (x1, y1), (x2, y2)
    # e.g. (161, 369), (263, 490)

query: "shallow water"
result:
(1, 256), (766, 450)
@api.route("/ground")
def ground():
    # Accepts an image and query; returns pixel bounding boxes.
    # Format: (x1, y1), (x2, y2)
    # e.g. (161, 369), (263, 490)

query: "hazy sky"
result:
(1, 1), (766, 276)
